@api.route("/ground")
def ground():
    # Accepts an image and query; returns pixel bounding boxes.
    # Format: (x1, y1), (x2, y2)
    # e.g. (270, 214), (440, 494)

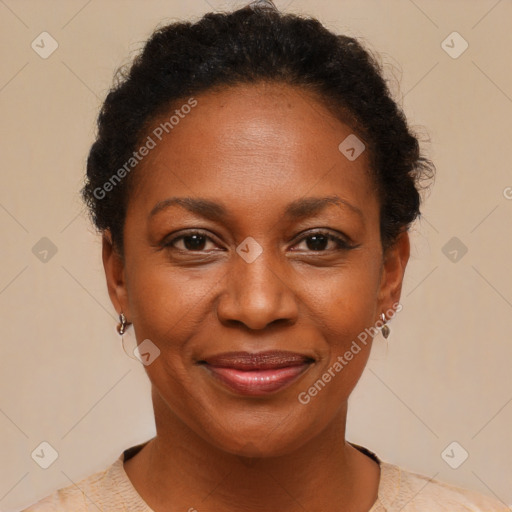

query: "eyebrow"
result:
(149, 195), (363, 221)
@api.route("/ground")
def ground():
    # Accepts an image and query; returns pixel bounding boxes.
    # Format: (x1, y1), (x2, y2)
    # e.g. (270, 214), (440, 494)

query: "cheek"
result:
(125, 244), (382, 352)
(125, 255), (221, 340)
(301, 253), (382, 396)
(310, 255), (382, 335)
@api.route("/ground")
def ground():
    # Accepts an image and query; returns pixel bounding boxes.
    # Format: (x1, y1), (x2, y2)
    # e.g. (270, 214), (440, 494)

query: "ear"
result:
(102, 230), (130, 319)
(377, 231), (410, 317)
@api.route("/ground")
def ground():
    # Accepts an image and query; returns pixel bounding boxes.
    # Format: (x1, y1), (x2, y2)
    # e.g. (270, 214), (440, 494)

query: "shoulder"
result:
(20, 441), (152, 511)
(348, 442), (509, 512)
(378, 461), (509, 511)
(20, 463), (114, 511)
(20, 452), (150, 512)
(22, 468), (110, 512)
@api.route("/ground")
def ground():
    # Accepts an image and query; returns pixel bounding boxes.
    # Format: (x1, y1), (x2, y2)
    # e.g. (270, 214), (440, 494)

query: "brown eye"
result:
(292, 231), (353, 252)
(165, 231), (219, 252)
(304, 234), (330, 251)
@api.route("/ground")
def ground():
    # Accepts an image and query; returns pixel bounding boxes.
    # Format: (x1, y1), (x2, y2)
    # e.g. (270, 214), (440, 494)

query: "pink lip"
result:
(199, 350), (314, 396)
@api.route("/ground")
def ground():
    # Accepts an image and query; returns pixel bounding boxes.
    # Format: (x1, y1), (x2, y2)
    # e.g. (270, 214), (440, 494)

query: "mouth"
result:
(198, 350), (315, 396)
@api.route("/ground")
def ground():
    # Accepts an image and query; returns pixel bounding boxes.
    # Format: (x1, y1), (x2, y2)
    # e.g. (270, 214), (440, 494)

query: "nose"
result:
(216, 250), (299, 330)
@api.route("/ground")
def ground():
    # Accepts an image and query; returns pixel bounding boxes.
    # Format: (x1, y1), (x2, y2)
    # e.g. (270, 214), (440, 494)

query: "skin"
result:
(103, 82), (410, 512)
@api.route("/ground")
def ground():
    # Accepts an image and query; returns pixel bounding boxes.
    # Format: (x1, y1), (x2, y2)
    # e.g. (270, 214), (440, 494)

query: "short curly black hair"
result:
(82, 0), (434, 255)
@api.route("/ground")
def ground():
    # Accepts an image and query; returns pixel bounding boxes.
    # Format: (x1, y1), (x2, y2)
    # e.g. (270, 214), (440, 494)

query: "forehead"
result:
(129, 82), (376, 219)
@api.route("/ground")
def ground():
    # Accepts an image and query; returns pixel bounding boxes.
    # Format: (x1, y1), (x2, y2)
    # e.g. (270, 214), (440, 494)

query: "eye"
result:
(164, 231), (220, 252)
(291, 230), (353, 252)
(163, 229), (354, 253)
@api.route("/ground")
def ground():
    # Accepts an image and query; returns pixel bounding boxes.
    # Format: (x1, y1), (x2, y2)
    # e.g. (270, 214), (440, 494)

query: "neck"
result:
(124, 388), (380, 512)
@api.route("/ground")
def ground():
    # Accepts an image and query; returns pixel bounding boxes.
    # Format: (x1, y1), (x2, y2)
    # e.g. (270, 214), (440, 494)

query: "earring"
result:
(116, 313), (139, 361)
(116, 313), (128, 335)
(380, 313), (390, 339)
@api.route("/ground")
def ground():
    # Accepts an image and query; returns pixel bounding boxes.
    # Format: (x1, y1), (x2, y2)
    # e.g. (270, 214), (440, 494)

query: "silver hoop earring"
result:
(116, 313), (138, 361)
(380, 313), (390, 339)
(117, 313), (127, 335)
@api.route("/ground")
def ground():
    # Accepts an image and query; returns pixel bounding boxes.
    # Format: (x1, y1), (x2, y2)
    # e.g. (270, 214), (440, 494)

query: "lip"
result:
(198, 350), (314, 396)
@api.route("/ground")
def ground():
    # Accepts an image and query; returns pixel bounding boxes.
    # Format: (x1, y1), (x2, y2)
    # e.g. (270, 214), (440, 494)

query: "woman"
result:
(23, 1), (507, 510)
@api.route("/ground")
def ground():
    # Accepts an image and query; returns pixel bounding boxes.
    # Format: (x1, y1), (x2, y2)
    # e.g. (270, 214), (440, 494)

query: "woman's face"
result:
(104, 82), (409, 456)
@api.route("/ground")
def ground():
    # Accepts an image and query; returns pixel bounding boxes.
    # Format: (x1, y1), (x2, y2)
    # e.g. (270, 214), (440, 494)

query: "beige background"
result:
(1, 0), (511, 510)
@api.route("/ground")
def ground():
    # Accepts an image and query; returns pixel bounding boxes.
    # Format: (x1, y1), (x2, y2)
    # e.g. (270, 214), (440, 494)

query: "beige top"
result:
(22, 441), (508, 511)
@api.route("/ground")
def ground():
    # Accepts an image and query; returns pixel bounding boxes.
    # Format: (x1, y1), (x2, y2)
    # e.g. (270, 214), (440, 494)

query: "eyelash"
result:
(164, 229), (354, 253)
